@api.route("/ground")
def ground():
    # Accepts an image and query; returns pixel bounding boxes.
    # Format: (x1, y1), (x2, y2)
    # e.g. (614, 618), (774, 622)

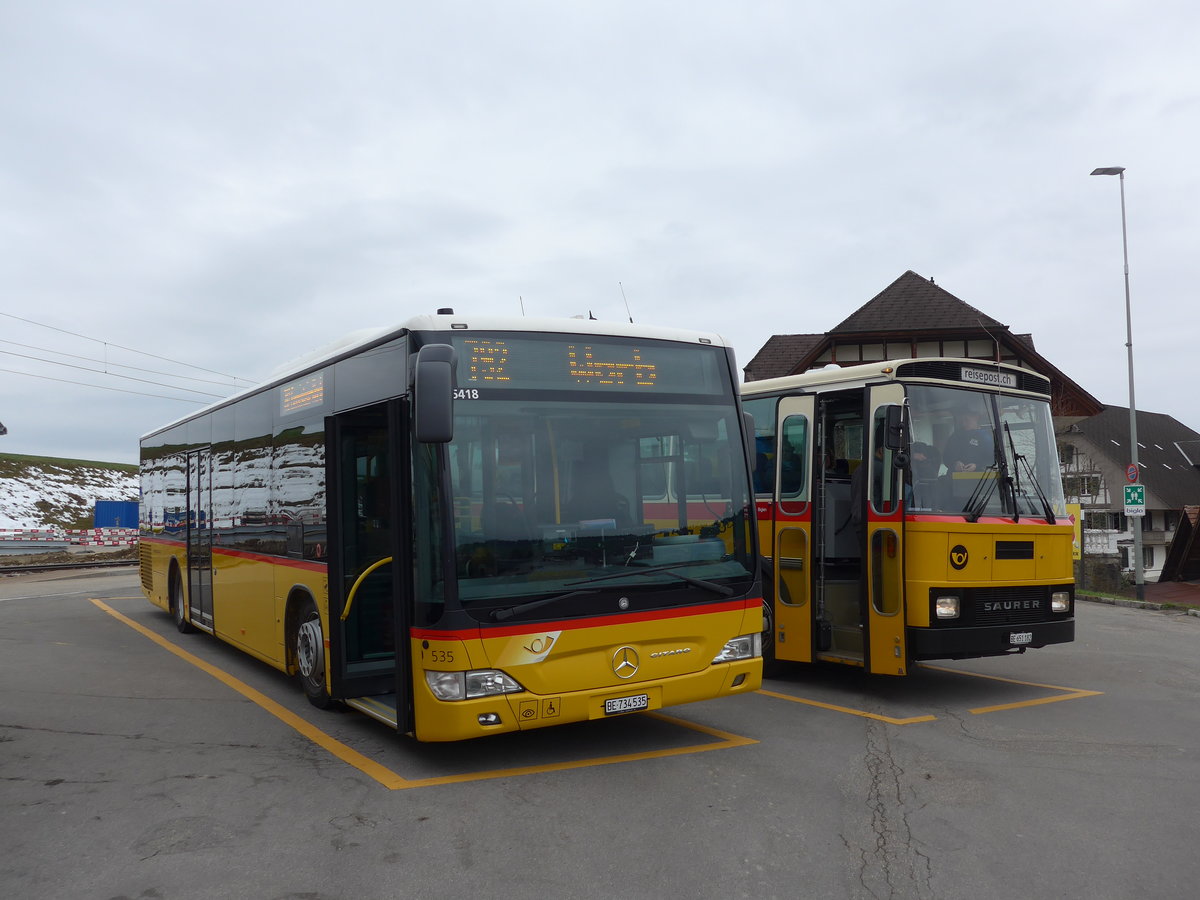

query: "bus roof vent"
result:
(437, 307), (455, 315)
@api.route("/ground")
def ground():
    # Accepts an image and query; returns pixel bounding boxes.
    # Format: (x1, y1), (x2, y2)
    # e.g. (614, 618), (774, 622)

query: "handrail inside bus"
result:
(341, 556), (394, 622)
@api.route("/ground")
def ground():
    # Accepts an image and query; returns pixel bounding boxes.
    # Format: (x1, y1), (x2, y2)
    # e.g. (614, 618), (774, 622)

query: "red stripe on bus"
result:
(137, 535), (327, 573)
(213, 546), (327, 573)
(905, 513), (1069, 526)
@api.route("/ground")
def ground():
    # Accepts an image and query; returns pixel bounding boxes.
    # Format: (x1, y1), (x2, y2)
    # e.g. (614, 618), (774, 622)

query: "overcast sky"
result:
(2, 1), (1198, 464)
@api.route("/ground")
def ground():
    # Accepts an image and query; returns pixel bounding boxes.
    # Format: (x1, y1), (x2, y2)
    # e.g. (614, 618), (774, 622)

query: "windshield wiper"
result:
(1011, 448), (1058, 524)
(962, 463), (999, 522)
(490, 589), (601, 622)
(1002, 422), (1020, 523)
(568, 561), (735, 597)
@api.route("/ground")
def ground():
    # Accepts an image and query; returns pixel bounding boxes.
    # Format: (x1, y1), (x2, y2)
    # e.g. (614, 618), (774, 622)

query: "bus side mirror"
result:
(414, 344), (457, 443)
(884, 406), (905, 452)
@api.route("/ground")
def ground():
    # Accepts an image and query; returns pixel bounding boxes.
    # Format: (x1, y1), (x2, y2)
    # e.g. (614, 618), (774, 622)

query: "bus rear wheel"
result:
(170, 570), (194, 634)
(294, 598), (332, 709)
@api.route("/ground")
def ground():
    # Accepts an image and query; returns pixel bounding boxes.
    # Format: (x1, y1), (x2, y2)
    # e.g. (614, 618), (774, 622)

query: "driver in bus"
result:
(944, 407), (994, 473)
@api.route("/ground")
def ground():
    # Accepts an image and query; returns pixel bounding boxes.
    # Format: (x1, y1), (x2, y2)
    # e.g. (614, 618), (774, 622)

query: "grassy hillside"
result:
(0, 452), (138, 531)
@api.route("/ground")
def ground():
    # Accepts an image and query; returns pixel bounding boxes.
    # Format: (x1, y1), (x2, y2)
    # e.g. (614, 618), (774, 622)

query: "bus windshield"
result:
(905, 384), (1066, 520)
(447, 395), (755, 622)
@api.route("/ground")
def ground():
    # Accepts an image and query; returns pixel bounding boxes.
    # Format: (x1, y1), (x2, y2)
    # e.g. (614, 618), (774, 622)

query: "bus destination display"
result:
(452, 335), (722, 395)
(280, 372), (325, 415)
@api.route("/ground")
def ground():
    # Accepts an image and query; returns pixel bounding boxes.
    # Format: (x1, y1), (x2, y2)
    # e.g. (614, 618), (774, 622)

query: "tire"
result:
(170, 570), (195, 634)
(294, 597), (332, 709)
(761, 596), (783, 677)
(759, 558), (783, 677)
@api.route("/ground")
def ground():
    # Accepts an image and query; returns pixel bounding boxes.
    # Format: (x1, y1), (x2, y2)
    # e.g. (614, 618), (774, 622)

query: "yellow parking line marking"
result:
(919, 664), (1103, 714)
(92, 599), (409, 787)
(758, 664), (1102, 723)
(966, 691), (1103, 715)
(756, 688), (937, 725)
(397, 715), (756, 789)
(92, 598), (756, 790)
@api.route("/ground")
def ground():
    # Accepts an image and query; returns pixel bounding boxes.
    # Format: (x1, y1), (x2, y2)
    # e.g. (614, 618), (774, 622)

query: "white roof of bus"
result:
(144, 313), (731, 439)
(403, 312), (731, 347)
(740, 357), (1034, 395)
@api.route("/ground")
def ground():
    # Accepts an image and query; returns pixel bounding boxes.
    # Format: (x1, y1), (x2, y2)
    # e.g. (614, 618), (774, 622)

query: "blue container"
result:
(94, 500), (139, 528)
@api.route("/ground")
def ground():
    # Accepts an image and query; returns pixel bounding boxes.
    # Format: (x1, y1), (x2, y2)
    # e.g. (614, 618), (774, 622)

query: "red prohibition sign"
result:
(1126, 463), (1139, 483)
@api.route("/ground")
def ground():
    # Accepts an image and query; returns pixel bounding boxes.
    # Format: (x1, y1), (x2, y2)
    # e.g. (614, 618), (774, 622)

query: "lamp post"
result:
(1090, 165), (1143, 601)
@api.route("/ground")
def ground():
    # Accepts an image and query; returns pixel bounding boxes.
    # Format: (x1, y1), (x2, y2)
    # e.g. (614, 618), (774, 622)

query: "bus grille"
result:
(973, 587), (1050, 625)
(996, 540), (1034, 560)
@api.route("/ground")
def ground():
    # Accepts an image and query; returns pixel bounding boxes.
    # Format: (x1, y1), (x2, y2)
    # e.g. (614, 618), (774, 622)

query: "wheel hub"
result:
(297, 618), (323, 678)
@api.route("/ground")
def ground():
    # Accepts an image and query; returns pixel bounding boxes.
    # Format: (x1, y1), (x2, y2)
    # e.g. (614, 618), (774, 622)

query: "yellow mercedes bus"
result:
(139, 312), (762, 741)
(742, 359), (1073, 676)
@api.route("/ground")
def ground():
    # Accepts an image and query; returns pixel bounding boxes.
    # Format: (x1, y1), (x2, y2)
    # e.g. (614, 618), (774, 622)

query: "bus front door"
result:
(327, 402), (412, 730)
(186, 448), (214, 630)
(771, 395), (814, 664)
(863, 388), (908, 676)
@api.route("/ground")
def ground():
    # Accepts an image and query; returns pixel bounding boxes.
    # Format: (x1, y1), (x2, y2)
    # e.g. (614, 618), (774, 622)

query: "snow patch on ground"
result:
(0, 463), (138, 530)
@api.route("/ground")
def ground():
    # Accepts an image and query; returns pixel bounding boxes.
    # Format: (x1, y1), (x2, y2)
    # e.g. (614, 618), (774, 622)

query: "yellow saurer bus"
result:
(741, 359), (1074, 676)
(139, 313), (762, 741)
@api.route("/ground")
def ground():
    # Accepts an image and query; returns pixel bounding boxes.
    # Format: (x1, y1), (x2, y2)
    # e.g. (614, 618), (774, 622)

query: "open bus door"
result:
(805, 388), (907, 674)
(862, 389), (908, 675)
(326, 401), (413, 730)
(770, 395), (814, 665)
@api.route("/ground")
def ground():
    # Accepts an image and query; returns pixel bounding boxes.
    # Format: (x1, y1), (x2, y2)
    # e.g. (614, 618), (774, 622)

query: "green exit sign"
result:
(1124, 484), (1145, 516)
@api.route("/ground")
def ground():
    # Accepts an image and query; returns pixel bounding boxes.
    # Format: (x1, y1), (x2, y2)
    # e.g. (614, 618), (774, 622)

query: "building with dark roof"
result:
(1059, 406), (1200, 581)
(744, 270), (1103, 418)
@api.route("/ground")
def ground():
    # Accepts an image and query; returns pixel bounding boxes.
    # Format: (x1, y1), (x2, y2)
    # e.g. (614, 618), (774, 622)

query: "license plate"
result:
(604, 694), (649, 715)
(1010, 631), (1033, 645)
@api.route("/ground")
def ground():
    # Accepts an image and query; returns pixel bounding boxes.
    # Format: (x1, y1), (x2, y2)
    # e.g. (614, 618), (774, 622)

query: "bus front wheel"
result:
(294, 598), (332, 709)
(761, 597), (782, 677)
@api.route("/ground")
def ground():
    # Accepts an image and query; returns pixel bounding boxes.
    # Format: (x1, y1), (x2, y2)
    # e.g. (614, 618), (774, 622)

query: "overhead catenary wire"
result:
(0, 339), (240, 390)
(0, 367), (210, 403)
(0, 310), (254, 384)
(0, 349), (226, 398)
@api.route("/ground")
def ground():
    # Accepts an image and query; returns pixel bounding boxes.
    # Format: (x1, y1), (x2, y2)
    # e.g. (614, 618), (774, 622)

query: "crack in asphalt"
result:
(850, 720), (934, 899)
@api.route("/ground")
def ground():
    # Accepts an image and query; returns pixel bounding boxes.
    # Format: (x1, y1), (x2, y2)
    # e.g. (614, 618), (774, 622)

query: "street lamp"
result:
(1090, 165), (1143, 601)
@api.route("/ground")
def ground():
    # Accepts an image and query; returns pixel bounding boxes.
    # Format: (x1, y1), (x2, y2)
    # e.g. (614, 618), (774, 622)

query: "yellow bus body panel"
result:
(904, 520), (1075, 629)
(410, 603), (762, 742)
(204, 551), (284, 668)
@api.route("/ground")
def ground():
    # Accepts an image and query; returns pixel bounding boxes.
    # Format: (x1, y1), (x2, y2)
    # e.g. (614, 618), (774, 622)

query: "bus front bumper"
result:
(412, 658), (762, 742)
(907, 619), (1075, 661)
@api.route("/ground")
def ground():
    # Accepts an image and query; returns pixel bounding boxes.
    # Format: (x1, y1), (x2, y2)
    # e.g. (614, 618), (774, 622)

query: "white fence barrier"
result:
(0, 528), (137, 548)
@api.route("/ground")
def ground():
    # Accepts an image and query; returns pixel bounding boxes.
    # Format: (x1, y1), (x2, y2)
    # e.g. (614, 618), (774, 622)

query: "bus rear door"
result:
(186, 448), (214, 630)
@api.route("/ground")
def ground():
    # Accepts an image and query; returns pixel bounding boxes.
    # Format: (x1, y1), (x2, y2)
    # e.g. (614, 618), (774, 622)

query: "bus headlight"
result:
(425, 670), (524, 701)
(712, 633), (762, 663)
(1051, 591), (1071, 613)
(935, 595), (960, 619)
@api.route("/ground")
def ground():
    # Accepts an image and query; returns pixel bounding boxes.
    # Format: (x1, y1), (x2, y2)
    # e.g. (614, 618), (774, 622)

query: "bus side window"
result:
(779, 415), (808, 500)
